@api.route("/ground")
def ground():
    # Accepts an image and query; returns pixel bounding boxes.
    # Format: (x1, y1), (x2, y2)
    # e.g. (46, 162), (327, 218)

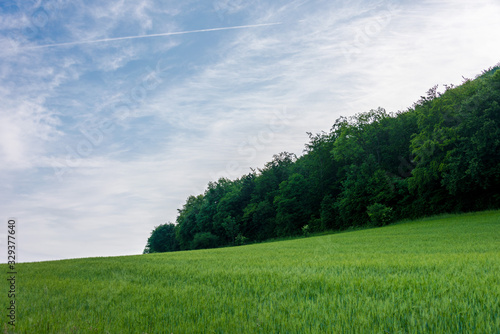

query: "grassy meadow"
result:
(2, 210), (500, 333)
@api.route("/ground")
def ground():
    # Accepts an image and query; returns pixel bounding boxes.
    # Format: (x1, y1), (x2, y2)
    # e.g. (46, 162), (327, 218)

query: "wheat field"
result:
(2, 210), (500, 333)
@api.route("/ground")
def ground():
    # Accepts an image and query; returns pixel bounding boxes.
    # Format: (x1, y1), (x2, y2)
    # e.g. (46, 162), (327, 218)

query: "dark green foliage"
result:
(192, 232), (219, 249)
(274, 173), (311, 236)
(175, 195), (204, 250)
(144, 223), (179, 253)
(301, 224), (310, 237)
(241, 199), (276, 241)
(221, 215), (239, 245)
(336, 159), (395, 227)
(145, 65), (500, 253)
(234, 233), (248, 246)
(408, 68), (500, 213)
(320, 194), (339, 230)
(367, 203), (394, 226)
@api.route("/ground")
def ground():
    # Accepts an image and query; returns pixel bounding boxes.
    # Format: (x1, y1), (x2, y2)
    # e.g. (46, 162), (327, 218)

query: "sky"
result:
(1, 0), (499, 263)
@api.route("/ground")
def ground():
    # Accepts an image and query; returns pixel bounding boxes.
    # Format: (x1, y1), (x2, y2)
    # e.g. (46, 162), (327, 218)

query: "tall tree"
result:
(175, 195), (204, 250)
(144, 223), (179, 253)
(274, 173), (311, 236)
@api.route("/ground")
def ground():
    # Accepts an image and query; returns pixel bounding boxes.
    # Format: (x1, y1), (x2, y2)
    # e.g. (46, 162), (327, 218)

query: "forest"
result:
(144, 65), (500, 253)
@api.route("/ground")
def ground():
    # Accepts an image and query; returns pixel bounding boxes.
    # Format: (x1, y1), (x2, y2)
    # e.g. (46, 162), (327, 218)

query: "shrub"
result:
(235, 233), (248, 246)
(308, 216), (322, 233)
(367, 203), (394, 226)
(302, 224), (310, 237)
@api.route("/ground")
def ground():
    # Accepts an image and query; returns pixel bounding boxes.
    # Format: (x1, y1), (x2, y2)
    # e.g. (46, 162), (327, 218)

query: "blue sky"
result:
(1, 0), (499, 262)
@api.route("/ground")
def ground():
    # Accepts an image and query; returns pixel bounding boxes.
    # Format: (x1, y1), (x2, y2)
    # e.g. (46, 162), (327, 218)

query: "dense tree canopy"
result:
(145, 65), (500, 253)
(143, 223), (179, 253)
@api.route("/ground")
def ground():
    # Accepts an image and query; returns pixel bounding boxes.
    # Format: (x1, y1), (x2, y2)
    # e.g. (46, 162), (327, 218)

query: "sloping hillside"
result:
(3, 210), (500, 333)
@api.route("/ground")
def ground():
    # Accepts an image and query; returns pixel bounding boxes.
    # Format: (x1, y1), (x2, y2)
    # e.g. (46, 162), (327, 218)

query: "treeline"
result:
(144, 66), (500, 253)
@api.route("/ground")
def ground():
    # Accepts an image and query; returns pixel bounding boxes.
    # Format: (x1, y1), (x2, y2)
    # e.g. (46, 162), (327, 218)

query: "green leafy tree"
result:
(241, 200), (276, 241)
(336, 156), (394, 227)
(221, 215), (239, 245)
(274, 173), (311, 236)
(144, 223), (179, 253)
(299, 131), (341, 220)
(320, 194), (339, 230)
(175, 195), (204, 250)
(440, 69), (500, 210)
(197, 178), (232, 238)
(331, 108), (391, 167)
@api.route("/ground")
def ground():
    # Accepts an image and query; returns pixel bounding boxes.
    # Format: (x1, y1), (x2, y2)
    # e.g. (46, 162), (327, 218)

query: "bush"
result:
(191, 232), (220, 249)
(367, 203), (394, 227)
(308, 216), (322, 233)
(302, 224), (310, 237)
(235, 233), (248, 246)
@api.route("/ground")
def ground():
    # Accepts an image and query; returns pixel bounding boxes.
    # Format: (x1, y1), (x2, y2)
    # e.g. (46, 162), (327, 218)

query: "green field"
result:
(2, 211), (500, 333)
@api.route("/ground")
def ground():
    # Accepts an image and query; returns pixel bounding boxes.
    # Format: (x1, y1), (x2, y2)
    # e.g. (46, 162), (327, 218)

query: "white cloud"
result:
(0, 99), (62, 170)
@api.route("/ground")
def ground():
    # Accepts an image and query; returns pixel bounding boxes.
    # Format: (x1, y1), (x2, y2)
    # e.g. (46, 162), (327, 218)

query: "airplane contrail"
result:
(24, 22), (283, 49)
